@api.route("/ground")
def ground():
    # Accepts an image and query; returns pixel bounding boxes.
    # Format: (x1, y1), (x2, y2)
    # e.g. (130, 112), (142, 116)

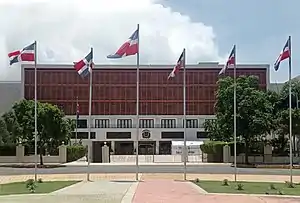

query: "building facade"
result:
(21, 63), (269, 156)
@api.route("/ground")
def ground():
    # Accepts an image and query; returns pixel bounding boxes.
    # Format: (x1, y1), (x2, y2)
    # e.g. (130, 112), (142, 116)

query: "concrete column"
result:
(134, 141), (137, 155)
(58, 144), (67, 163)
(156, 141), (159, 155)
(264, 144), (272, 163)
(111, 141), (115, 155)
(16, 145), (24, 163)
(223, 145), (230, 163)
(102, 145), (110, 163)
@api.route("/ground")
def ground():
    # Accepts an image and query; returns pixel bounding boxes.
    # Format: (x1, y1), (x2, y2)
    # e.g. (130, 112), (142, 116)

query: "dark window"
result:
(197, 131), (208, 138)
(161, 119), (176, 128)
(117, 119), (132, 128)
(161, 132), (184, 139)
(76, 119), (87, 128)
(185, 119), (198, 128)
(71, 132), (96, 139)
(95, 119), (110, 128)
(139, 119), (154, 128)
(106, 132), (131, 139)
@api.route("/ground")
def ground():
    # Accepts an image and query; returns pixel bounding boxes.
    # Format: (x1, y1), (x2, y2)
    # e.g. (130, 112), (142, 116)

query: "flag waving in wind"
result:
(8, 42), (35, 65)
(74, 49), (93, 78)
(219, 45), (236, 75)
(168, 50), (185, 79)
(107, 29), (139, 58)
(274, 38), (291, 71)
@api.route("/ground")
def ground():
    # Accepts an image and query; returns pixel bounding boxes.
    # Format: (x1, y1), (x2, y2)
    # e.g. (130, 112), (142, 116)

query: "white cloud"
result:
(0, 0), (221, 80)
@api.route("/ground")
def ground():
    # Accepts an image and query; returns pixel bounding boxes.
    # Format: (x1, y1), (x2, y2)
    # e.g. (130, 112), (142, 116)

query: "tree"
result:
(280, 79), (300, 109)
(212, 75), (275, 163)
(277, 108), (300, 154)
(1, 111), (22, 144)
(0, 118), (9, 144)
(3, 100), (75, 165)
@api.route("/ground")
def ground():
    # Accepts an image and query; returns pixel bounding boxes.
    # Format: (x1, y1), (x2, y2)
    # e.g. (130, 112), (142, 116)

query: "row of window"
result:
(70, 131), (209, 139)
(76, 118), (208, 129)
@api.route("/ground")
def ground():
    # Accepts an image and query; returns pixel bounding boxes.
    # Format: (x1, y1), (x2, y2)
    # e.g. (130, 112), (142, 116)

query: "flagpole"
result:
(135, 23), (140, 181)
(183, 48), (187, 180)
(34, 40), (38, 182)
(87, 47), (93, 182)
(76, 96), (78, 144)
(233, 45), (237, 182)
(288, 36), (293, 183)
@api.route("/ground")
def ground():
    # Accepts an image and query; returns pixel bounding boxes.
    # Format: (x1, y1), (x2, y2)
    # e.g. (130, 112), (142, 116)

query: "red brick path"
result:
(132, 180), (300, 203)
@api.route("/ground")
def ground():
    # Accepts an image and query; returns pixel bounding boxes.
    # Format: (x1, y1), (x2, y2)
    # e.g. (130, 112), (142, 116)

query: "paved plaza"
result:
(1, 173), (300, 202)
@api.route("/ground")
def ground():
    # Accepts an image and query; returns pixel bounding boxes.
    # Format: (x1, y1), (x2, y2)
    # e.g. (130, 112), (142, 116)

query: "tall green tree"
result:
(3, 100), (75, 165)
(207, 75), (275, 163)
(277, 108), (300, 154)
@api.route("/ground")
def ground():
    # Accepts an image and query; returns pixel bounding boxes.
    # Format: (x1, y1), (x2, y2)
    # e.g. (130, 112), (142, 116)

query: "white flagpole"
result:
(288, 36), (293, 183)
(135, 23), (140, 181)
(34, 40), (38, 182)
(76, 96), (78, 144)
(87, 48), (93, 181)
(183, 48), (187, 180)
(233, 45), (237, 182)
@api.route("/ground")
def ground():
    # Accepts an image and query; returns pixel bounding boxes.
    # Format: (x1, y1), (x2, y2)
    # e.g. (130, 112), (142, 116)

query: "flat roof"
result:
(22, 63), (270, 70)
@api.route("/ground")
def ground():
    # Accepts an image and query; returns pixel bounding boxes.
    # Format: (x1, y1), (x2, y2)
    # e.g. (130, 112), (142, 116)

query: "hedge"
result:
(67, 145), (87, 162)
(200, 141), (228, 154)
(0, 144), (16, 156)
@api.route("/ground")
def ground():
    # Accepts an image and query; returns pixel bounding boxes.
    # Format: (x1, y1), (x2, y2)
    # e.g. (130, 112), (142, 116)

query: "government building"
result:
(17, 62), (269, 160)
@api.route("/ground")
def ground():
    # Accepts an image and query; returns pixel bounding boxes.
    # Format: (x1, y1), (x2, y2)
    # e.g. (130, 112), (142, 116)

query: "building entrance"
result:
(114, 141), (134, 155)
(138, 141), (156, 155)
(159, 141), (172, 154)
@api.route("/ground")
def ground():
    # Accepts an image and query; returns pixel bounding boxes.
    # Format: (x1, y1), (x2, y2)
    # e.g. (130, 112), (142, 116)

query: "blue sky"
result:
(161, 0), (299, 82)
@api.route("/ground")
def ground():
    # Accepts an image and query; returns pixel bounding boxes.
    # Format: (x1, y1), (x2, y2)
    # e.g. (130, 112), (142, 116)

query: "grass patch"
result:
(194, 180), (300, 196)
(0, 181), (79, 195)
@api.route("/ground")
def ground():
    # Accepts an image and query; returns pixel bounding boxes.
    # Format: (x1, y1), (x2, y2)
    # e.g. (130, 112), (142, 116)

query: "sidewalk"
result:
(1, 173), (300, 184)
(62, 162), (229, 166)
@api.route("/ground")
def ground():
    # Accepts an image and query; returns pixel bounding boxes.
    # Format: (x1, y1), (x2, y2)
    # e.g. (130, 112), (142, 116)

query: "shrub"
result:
(25, 179), (37, 193)
(195, 178), (200, 183)
(236, 183), (244, 190)
(200, 141), (228, 154)
(0, 144), (16, 156)
(38, 178), (43, 183)
(269, 183), (276, 190)
(285, 181), (295, 188)
(67, 145), (87, 162)
(222, 179), (229, 186)
(277, 190), (284, 195)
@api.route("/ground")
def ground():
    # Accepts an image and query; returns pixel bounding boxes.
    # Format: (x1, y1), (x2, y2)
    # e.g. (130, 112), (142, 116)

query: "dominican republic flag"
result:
(107, 28), (139, 58)
(219, 45), (236, 75)
(168, 49), (185, 79)
(274, 37), (291, 71)
(8, 42), (35, 66)
(74, 49), (93, 78)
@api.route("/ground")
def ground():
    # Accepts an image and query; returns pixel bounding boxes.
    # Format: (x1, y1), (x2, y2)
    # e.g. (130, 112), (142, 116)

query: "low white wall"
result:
(110, 155), (203, 163)
(0, 156), (18, 163)
(229, 155), (300, 164)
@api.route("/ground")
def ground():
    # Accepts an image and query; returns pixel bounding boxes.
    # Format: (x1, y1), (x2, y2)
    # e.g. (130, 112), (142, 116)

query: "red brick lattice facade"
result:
(23, 65), (267, 115)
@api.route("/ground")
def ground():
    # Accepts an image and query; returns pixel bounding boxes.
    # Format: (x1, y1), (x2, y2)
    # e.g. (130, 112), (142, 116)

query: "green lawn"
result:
(194, 180), (300, 196)
(0, 181), (79, 195)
